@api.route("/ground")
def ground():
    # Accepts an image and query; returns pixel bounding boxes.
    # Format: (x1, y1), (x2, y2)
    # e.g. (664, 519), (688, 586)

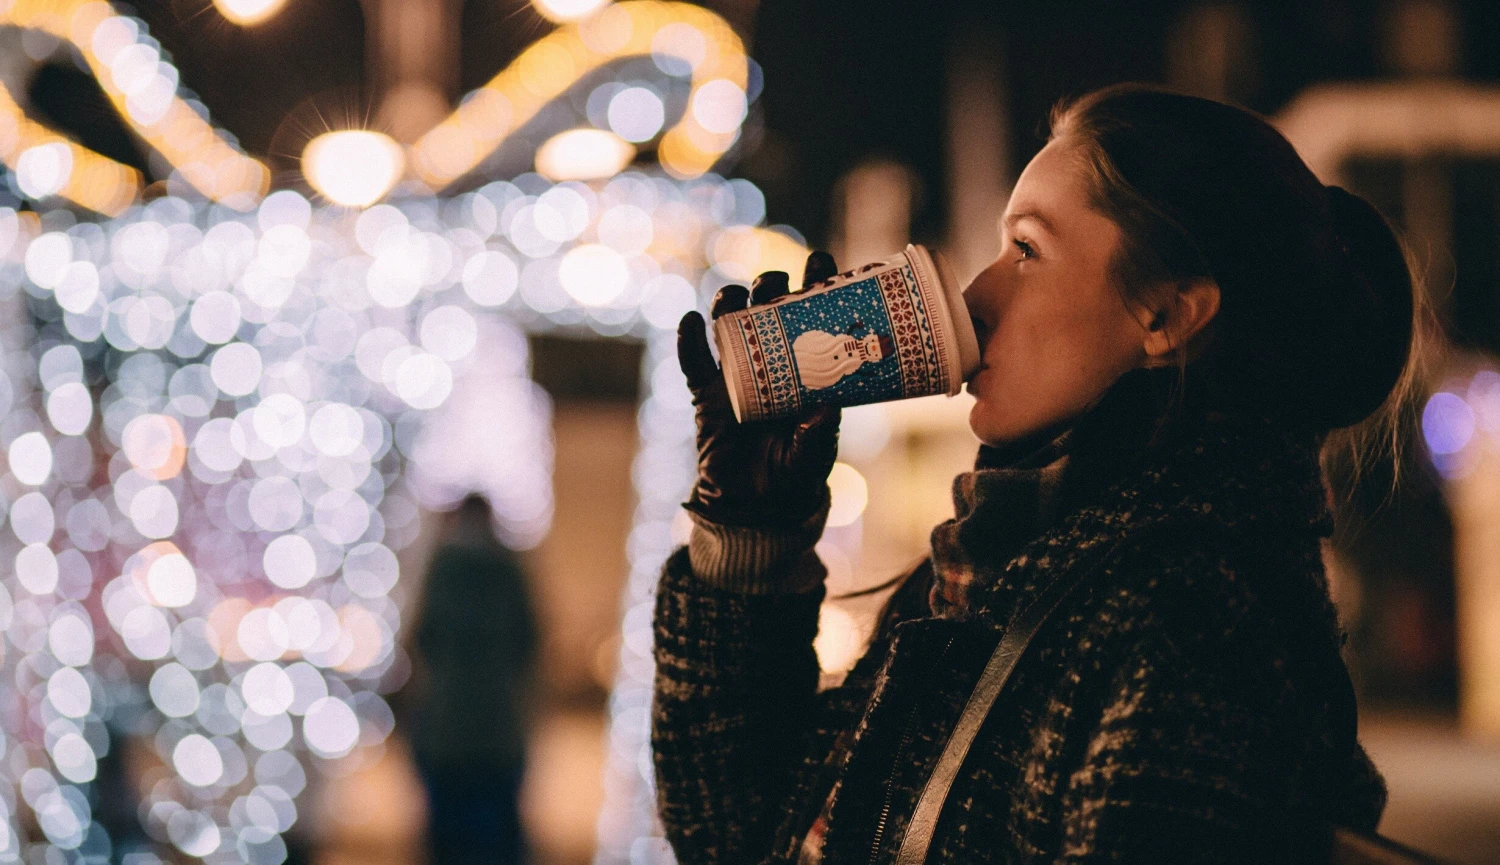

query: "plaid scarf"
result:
(928, 369), (1178, 619)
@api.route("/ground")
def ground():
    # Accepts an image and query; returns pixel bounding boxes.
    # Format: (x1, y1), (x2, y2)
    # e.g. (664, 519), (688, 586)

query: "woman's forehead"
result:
(1006, 140), (1094, 230)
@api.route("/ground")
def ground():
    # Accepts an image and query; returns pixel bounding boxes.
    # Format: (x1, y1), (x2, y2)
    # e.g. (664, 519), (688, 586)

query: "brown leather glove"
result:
(677, 250), (842, 530)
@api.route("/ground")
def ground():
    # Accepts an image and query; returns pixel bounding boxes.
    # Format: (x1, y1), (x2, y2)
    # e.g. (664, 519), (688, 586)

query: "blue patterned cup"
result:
(714, 244), (980, 422)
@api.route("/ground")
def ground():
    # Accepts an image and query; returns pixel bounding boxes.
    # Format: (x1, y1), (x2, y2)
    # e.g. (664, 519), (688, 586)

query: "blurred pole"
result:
(1383, 0), (1460, 79)
(1447, 442), (1500, 740)
(831, 159), (913, 267)
(1388, 0), (1460, 308)
(1166, 3), (1254, 104)
(361, 0), (461, 143)
(943, 23), (1009, 285)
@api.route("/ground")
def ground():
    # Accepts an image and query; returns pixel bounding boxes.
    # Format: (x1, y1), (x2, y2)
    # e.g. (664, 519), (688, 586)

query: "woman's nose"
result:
(962, 260), (1004, 323)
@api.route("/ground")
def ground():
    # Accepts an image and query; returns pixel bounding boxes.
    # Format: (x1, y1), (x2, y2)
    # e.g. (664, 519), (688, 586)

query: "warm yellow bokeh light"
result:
(710, 225), (809, 286)
(814, 605), (863, 675)
(535, 128), (635, 181)
(532, 0), (612, 22)
(212, 0), (291, 26)
(302, 130), (406, 208)
(826, 462), (870, 528)
(0, 0), (268, 210)
(412, 1), (749, 189)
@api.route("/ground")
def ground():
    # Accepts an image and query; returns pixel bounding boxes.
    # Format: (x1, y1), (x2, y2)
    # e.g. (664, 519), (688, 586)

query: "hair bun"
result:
(1314, 185), (1414, 428)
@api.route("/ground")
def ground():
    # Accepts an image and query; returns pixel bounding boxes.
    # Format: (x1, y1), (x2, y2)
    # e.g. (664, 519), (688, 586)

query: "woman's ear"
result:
(1138, 279), (1220, 365)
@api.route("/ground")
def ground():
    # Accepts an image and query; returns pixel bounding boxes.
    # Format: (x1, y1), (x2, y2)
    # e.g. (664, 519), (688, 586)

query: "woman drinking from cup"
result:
(653, 84), (1419, 864)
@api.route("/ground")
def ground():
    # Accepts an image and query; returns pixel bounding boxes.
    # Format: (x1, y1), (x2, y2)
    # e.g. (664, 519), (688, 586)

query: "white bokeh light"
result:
(173, 734), (225, 787)
(531, 0), (611, 22)
(608, 86), (666, 142)
(150, 663), (202, 717)
(16, 142), (73, 198)
(8, 431), (53, 486)
(559, 243), (628, 306)
(213, 0), (290, 26)
(242, 663), (296, 716)
(302, 697), (359, 757)
(691, 79), (748, 134)
(420, 306), (479, 362)
(211, 343), (264, 396)
(462, 250), (520, 307)
(25, 232), (72, 288)
(17, 544), (59, 595)
(129, 484), (180, 538)
(147, 552), (197, 608)
(51, 733), (97, 784)
(239, 608), (291, 662)
(191, 291), (243, 344)
(11, 492), (55, 545)
(49, 613), (94, 667)
(536, 129), (635, 182)
(46, 383), (93, 436)
(47, 667), (92, 718)
(264, 535), (317, 589)
(308, 403), (364, 458)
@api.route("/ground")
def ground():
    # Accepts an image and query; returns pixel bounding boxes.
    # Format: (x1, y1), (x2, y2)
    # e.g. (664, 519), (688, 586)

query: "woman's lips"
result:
(970, 315), (989, 346)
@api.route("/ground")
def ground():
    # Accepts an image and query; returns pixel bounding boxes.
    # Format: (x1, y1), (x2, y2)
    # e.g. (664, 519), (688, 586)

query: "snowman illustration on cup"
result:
(791, 319), (895, 390)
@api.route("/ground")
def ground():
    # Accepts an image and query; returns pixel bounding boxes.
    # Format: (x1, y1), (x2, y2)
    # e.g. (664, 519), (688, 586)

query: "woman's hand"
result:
(677, 251), (842, 530)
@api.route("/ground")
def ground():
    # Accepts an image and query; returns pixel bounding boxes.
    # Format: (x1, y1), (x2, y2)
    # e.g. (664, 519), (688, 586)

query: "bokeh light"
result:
(608, 86), (667, 142)
(302, 131), (406, 208)
(532, 0), (613, 22)
(213, 0), (292, 26)
(536, 129), (636, 181)
(1425, 392), (1475, 456)
(826, 462), (870, 528)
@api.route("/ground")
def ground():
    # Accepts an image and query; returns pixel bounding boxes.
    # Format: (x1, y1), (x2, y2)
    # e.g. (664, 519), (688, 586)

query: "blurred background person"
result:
(408, 494), (541, 865)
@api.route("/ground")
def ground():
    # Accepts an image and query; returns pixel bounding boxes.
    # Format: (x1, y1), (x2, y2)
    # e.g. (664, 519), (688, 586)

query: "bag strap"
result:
(894, 544), (1118, 865)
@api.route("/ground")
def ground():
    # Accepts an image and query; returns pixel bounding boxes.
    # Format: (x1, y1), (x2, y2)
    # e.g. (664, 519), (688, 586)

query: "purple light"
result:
(1423, 392), (1475, 456)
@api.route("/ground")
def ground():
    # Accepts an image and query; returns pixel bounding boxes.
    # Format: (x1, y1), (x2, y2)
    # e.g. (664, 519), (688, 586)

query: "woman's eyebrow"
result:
(1003, 210), (1057, 236)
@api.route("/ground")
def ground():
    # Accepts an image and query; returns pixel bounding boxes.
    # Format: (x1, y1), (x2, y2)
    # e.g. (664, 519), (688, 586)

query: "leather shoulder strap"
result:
(894, 543), (1119, 864)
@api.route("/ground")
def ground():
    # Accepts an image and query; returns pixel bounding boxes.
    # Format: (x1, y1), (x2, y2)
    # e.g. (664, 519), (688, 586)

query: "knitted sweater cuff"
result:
(685, 501), (829, 594)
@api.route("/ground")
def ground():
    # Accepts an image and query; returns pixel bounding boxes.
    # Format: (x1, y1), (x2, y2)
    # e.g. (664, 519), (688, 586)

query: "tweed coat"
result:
(651, 403), (1388, 864)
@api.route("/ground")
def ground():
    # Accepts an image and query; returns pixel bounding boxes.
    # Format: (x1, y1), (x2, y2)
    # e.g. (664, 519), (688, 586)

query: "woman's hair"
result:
(1048, 85), (1430, 471)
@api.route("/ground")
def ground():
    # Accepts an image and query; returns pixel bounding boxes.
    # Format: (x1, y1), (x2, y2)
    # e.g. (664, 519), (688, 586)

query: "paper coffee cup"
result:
(714, 244), (981, 422)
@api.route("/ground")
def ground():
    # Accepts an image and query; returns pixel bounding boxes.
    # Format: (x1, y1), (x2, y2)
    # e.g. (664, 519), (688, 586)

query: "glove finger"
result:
(791, 403), (841, 457)
(676, 311), (719, 392)
(750, 271), (790, 305)
(803, 250), (839, 288)
(710, 284), (750, 319)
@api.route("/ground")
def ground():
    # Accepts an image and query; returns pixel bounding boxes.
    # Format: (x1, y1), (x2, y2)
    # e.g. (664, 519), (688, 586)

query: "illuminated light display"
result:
(0, 1), (787, 862)
(0, 171), (784, 862)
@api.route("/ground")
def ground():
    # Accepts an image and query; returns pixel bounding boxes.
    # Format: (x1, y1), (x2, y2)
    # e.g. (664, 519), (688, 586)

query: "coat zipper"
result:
(867, 636), (954, 865)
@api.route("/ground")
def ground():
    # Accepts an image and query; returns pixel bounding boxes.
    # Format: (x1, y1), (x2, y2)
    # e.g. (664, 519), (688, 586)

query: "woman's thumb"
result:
(677, 311), (719, 392)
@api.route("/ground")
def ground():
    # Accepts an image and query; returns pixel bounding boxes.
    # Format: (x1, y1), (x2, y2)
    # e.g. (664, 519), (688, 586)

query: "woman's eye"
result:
(1012, 238), (1036, 261)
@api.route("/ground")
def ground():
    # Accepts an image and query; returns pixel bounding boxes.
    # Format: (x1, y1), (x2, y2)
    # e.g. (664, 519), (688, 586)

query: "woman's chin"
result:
(967, 400), (1003, 446)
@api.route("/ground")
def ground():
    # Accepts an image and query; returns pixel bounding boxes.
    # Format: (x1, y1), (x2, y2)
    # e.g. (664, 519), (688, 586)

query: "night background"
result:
(0, 0), (1498, 863)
